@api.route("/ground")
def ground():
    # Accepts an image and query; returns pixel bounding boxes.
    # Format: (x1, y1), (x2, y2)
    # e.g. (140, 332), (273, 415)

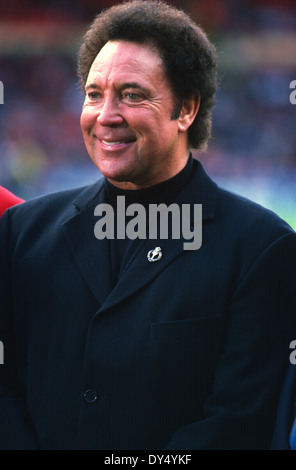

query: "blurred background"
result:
(0, 0), (295, 228)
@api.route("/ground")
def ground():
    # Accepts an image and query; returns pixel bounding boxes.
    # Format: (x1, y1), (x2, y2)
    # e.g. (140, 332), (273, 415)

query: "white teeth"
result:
(102, 140), (124, 146)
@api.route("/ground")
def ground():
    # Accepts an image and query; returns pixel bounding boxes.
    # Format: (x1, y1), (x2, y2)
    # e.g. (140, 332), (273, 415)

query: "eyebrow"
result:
(85, 83), (100, 92)
(120, 82), (150, 95)
(85, 82), (150, 96)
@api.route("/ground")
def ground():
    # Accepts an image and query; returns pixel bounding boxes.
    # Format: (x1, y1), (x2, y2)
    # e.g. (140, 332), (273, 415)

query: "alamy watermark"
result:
(94, 196), (202, 251)
(289, 340), (296, 364)
(290, 80), (296, 105)
(0, 341), (4, 365)
(0, 81), (3, 104)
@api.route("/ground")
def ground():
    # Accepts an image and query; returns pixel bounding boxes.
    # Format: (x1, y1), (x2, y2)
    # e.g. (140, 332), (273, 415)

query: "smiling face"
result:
(80, 40), (199, 189)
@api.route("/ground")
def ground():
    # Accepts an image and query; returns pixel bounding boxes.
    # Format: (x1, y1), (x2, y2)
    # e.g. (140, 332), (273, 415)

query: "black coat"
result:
(1, 159), (296, 449)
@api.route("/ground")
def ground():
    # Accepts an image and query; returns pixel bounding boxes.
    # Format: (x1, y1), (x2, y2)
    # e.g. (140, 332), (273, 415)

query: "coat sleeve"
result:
(0, 210), (40, 449)
(165, 231), (296, 450)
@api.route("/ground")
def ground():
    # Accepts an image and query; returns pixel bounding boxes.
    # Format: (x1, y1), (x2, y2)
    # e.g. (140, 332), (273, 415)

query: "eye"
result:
(86, 91), (102, 100)
(126, 93), (138, 100)
(123, 92), (143, 103)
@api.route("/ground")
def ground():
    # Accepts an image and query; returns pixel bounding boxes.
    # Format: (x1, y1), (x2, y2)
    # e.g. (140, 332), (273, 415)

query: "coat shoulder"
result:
(207, 184), (296, 282)
(216, 184), (294, 238)
(6, 178), (104, 231)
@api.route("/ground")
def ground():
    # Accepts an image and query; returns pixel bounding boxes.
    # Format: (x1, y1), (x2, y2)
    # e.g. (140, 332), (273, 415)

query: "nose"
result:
(97, 95), (124, 127)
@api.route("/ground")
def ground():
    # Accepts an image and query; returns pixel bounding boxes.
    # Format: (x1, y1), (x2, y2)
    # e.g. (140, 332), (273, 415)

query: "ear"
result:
(177, 93), (200, 133)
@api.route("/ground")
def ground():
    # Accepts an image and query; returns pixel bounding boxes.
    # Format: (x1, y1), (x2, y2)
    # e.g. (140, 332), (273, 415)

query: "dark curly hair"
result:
(77, 0), (218, 150)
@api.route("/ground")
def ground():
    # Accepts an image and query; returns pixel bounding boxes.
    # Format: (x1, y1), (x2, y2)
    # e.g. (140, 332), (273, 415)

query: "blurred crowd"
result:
(1, 0), (296, 32)
(0, 0), (295, 226)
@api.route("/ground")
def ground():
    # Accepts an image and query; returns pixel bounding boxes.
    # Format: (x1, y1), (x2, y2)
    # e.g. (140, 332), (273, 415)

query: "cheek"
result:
(80, 108), (95, 135)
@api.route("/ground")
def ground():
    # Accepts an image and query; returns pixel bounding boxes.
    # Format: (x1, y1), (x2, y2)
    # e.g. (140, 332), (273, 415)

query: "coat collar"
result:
(62, 159), (218, 310)
(71, 158), (217, 221)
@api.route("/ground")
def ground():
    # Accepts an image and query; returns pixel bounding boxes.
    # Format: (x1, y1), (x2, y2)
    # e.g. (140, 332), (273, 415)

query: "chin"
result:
(99, 168), (133, 185)
(100, 161), (135, 181)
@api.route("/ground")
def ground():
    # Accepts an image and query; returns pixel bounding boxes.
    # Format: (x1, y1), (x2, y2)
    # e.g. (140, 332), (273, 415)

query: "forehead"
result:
(86, 40), (165, 85)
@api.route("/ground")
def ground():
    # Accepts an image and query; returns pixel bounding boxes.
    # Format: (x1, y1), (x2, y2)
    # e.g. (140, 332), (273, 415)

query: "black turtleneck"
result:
(103, 154), (194, 286)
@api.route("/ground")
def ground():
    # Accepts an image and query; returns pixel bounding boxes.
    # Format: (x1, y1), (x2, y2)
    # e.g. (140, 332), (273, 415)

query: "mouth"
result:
(101, 140), (130, 146)
(99, 138), (136, 151)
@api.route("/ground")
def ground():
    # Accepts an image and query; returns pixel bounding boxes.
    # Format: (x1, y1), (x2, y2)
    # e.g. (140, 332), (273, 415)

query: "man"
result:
(0, 186), (24, 218)
(0, 0), (296, 450)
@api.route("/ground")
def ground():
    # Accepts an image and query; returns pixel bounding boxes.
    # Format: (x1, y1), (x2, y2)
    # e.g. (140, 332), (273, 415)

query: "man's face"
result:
(80, 40), (195, 189)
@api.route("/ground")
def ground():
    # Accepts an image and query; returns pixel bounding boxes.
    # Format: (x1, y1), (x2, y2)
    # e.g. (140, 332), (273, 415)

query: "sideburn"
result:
(170, 99), (183, 120)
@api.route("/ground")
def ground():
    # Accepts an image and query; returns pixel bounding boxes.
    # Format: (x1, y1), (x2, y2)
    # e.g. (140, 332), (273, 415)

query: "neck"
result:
(104, 153), (194, 207)
(107, 152), (191, 190)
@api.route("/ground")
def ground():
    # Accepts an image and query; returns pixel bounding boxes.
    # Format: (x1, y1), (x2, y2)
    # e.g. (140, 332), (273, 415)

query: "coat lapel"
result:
(98, 159), (218, 312)
(62, 178), (114, 307)
(62, 159), (218, 312)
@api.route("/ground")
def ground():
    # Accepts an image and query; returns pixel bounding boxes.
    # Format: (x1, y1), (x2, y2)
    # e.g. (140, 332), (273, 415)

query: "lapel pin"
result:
(147, 247), (162, 262)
